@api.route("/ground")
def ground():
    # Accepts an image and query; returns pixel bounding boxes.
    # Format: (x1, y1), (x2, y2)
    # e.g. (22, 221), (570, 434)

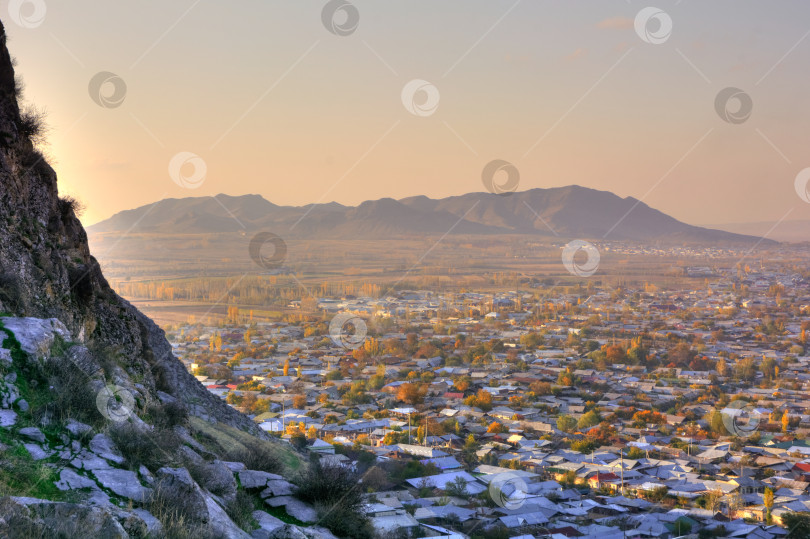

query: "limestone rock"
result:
(0, 317), (71, 359)
(252, 510), (285, 534)
(23, 443), (53, 460)
(282, 499), (318, 523)
(0, 408), (16, 427)
(196, 459), (237, 500)
(261, 479), (295, 498)
(203, 492), (252, 538)
(88, 433), (125, 465)
(19, 426), (46, 443)
(93, 469), (151, 503)
(0, 497), (128, 538)
(239, 469), (284, 489)
(65, 419), (92, 438)
(153, 467), (210, 524)
(54, 468), (98, 491)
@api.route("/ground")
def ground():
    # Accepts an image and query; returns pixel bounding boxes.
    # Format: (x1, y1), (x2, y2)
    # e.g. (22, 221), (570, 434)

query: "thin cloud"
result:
(565, 48), (588, 61)
(597, 16), (633, 30)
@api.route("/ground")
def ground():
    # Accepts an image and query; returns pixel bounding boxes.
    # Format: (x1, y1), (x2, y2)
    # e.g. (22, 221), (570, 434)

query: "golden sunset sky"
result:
(7, 1), (810, 226)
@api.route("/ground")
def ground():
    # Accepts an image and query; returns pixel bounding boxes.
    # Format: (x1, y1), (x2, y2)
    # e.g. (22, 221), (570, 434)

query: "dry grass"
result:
(188, 416), (302, 474)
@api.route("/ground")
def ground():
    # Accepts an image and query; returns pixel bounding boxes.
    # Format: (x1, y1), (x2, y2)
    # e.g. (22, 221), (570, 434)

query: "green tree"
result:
(557, 414), (577, 433)
(783, 512), (810, 538)
(577, 410), (602, 430)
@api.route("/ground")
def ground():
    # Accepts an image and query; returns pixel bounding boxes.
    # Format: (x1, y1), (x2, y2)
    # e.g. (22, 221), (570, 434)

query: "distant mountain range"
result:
(88, 186), (774, 245)
(702, 219), (810, 243)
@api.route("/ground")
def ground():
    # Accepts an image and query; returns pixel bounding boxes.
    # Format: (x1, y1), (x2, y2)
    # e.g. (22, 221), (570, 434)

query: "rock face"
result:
(0, 16), (336, 539)
(0, 19), (256, 432)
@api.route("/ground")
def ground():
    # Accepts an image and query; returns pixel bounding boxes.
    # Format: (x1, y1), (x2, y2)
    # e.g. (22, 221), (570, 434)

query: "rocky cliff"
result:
(0, 21), (253, 433)
(0, 19), (359, 539)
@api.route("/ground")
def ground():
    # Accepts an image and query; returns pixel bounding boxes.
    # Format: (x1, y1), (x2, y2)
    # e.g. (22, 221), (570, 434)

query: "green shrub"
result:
(295, 461), (371, 538)
(147, 400), (189, 430)
(107, 422), (181, 472)
(225, 441), (281, 475)
(18, 106), (47, 145)
(225, 490), (258, 531)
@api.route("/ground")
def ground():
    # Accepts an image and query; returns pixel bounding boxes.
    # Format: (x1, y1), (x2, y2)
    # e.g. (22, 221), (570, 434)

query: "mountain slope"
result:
(90, 187), (772, 245)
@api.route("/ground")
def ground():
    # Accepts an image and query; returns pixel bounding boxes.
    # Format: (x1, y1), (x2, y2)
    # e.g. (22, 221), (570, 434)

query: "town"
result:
(165, 261), (810, 539)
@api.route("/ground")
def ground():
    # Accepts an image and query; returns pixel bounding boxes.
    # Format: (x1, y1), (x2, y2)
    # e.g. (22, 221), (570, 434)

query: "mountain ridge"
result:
(89, 186), (775, 245)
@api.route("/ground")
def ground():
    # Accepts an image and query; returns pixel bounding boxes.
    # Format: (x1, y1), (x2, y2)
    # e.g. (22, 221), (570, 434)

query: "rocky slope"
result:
(0, 19), (349, 539)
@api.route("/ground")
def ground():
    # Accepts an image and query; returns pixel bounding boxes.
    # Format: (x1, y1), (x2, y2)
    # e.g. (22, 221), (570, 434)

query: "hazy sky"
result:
(7, 1), (810, 226)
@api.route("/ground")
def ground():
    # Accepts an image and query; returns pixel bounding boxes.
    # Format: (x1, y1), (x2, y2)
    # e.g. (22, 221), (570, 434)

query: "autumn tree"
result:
(454, 376), (471, 392)
(463, 389), (493, 412)
(293, 394), (307, 409)
(396, 383), (427, 405)
(764, 487), (774, 521)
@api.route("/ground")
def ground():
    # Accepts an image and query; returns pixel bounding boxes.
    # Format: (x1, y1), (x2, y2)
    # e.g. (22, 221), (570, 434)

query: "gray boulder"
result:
(132, 508), (163, 536)
(153, 467), (210, 524)
(203, 492), (252, 538)
(239, 469), (284, 489)
(88, 433), (125, 465)
(252, 510), (285, 535)
(0, 496), (127, 538)
(65, 419), (93, 438)
(0, 409), (16, 427)
(281, 499), (318, 523)
(267, 525), (310, 539)
(93, 469), (151, 503)
(69, 449), (113, 471)
(223, 460), (247, 472)
(0, 317), (71, 359)
(23, 443), (52, 461)
(19, 426), (46, 443)
(196, 459), (237, 500)
(54, 468), (98, 491)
